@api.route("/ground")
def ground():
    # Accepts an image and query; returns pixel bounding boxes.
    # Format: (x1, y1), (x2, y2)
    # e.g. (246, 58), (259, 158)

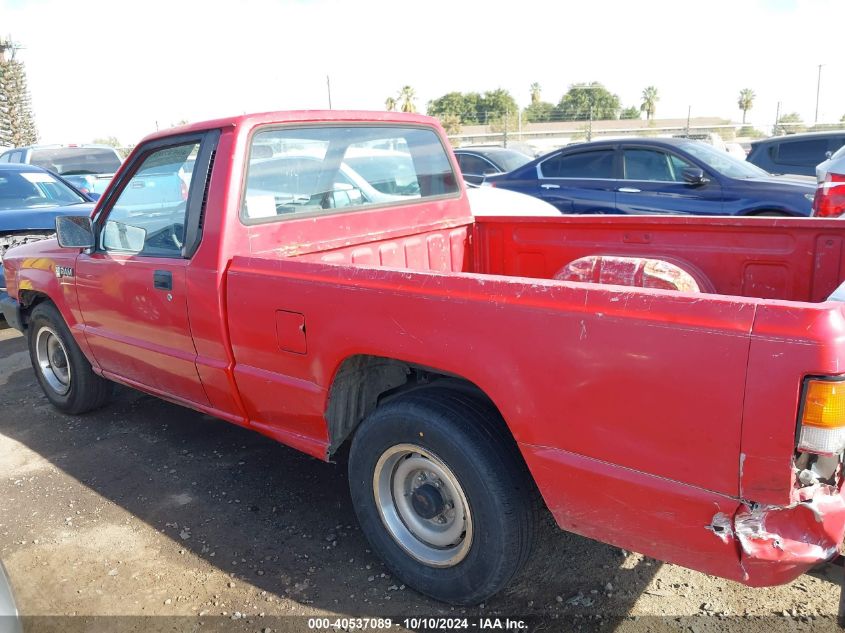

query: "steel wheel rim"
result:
(35, 326), (71, 395)
(373, 443), (473, 567)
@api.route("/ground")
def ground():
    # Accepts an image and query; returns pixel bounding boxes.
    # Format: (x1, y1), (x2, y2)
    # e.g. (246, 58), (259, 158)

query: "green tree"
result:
(477, 89), (519, 124)
(0, 40), (38, 147)
(737, 88), (755, 124)
(439, 113), (462, 137)
(398, 86), (416, 113)
(385, 96), (397, 112)
(524, 100), (555, 123)
(620, 105), (641, 120)
(555, 82), (621, 121)
(640, 86), (659, 121)
(529, 82), (542, 105)
(777, 112), (805, 134)
(427, 91), (469, 120)
(840, 113), (845, 123)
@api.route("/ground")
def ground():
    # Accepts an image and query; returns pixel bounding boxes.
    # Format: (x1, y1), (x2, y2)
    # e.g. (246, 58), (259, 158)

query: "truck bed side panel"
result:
(226, 258), (755, 499)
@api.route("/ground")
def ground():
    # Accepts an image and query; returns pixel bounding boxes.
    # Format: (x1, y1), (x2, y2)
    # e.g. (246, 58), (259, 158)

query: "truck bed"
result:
(226, 213), (845, 586)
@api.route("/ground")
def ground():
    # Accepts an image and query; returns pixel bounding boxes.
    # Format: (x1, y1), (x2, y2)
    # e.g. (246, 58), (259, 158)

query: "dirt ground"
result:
(1, 323), (844, 633)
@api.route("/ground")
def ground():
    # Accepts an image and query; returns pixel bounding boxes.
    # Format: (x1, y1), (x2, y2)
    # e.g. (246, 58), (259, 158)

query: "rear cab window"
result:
(30, 148), (122, 175)
(241, 125), (458, 223)
(774, 139), (829, 167)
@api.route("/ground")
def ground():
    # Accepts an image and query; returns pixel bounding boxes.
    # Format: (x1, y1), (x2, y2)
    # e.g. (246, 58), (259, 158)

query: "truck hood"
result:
(0, 203), (95, 233)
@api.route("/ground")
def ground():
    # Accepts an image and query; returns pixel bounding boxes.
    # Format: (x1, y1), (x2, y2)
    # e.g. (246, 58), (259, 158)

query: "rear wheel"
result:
(348, 389), (536, 605)
(27, 302), (112, 414)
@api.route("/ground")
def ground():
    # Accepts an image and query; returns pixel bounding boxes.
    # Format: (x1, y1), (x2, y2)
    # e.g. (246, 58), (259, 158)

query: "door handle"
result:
(541, 184), (560, 190)
(617, 187), (642, 193)
(153, 270), (172, 291)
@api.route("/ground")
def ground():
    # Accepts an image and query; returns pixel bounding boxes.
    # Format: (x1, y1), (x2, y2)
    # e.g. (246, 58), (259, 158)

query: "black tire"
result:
(27, 301), (112, 414)
(348, 388), (536, 605)
(752, 210), (790, 217)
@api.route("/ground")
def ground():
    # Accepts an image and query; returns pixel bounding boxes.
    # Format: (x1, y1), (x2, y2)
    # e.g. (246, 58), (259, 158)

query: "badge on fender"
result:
(54, 266), (74, 278)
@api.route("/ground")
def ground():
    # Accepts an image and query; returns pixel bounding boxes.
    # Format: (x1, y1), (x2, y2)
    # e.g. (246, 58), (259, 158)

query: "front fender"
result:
(6, 240), (100, 370)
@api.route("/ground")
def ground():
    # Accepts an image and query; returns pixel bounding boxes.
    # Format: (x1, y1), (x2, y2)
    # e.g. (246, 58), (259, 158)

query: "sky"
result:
(1, 0), (843, 146)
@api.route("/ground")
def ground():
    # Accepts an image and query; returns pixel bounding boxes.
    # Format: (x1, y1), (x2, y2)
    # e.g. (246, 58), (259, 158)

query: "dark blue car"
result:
(1, 164), (95, 293)
(484, 138), (816, 217)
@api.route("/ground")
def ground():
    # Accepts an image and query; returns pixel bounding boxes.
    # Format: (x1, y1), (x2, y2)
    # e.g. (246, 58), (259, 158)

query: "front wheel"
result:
(348, 389), (536, 605)
(27, 302), (112, 414)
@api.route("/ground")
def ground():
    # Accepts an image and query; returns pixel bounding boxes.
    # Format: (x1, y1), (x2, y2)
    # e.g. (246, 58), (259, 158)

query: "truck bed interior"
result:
(289, 214), (845, 304)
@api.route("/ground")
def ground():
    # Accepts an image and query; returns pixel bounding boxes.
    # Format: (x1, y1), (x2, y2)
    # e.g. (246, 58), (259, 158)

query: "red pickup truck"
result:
(3, 110), (845, 605)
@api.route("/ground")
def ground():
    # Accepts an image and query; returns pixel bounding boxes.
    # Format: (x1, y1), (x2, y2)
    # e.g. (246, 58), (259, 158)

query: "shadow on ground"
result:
(0, 332), (661, 630)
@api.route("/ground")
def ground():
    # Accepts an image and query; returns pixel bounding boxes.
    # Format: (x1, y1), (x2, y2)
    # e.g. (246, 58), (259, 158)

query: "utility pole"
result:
(503, 108), (509, 148)
(774, 101), (781, 136)
(326, 75), (332, 110)
(685, 106), (691, 136)
(815, 64), (824, 124)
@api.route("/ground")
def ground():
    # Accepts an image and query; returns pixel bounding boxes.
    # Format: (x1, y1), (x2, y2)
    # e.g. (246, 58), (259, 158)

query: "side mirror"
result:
(682, 167), (709, 186)
(825, 151), (833, 160)
(55, 216), (95, 249)
(101, 221), (146, 252)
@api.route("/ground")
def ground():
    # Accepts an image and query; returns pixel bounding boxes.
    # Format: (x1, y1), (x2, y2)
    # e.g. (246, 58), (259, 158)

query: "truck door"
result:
(75, 133), (217, 405)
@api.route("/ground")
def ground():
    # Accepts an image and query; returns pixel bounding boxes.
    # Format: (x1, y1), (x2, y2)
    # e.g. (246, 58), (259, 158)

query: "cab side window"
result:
(101, 142), (198, 257)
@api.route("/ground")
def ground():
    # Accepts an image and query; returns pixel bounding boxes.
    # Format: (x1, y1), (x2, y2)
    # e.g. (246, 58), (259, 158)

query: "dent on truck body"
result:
(710, 451), (845, 577)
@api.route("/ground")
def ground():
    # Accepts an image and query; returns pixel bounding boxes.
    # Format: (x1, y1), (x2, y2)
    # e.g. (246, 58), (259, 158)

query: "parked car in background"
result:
(484, 138), (815, 216)
(813, 143), (845, 218)
(453, 147), (532, 185)
(725, 142), (747, 160)
(0, 144), (123, 197)
(465, 183), (560, 216)
(746, 131), (845, 177)
(0, 561), (22, 633)
(0, 164), (95, 295)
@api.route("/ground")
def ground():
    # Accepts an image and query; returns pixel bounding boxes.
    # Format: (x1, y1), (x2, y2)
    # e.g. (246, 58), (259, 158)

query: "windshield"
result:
(680, 141), (768, 178)
(0, 169), (88, 209)
(493, 150), (533, 172)
(30, 147), (122, 176)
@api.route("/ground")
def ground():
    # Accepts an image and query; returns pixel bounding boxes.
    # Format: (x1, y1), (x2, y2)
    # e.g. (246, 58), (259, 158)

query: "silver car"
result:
(0, 562), (22, 633)
(813, 144), (845, 217)
(817, 143), (845, 181)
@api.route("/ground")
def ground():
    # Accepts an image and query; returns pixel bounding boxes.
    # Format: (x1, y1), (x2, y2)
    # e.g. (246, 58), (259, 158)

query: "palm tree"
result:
(737, 88), (755, 124)
(530, 82), (542, 105)
(385, 96), (397, 112)
(398, 86), (416, 113)
(640, 86), (659, 121)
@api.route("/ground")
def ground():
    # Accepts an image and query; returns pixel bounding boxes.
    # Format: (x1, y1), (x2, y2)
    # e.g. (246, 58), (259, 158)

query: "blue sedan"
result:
(484, 138), (816, 217)
(1, 164), (95, 292)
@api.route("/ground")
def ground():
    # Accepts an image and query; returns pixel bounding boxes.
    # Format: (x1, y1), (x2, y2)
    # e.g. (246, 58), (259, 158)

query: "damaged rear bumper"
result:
(722, 483), (845, 585)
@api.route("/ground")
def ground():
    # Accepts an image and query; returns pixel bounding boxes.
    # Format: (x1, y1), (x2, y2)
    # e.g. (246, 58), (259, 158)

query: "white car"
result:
(816, 143), (845, 182)
(467, 184), (560, 216)
(813, 144), (845, 217)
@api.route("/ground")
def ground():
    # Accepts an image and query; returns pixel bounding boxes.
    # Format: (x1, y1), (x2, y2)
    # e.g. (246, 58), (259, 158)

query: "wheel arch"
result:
(325, 354), (513, 459)
(17, 289), (54, 329)
(741, 207), (797, 217)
